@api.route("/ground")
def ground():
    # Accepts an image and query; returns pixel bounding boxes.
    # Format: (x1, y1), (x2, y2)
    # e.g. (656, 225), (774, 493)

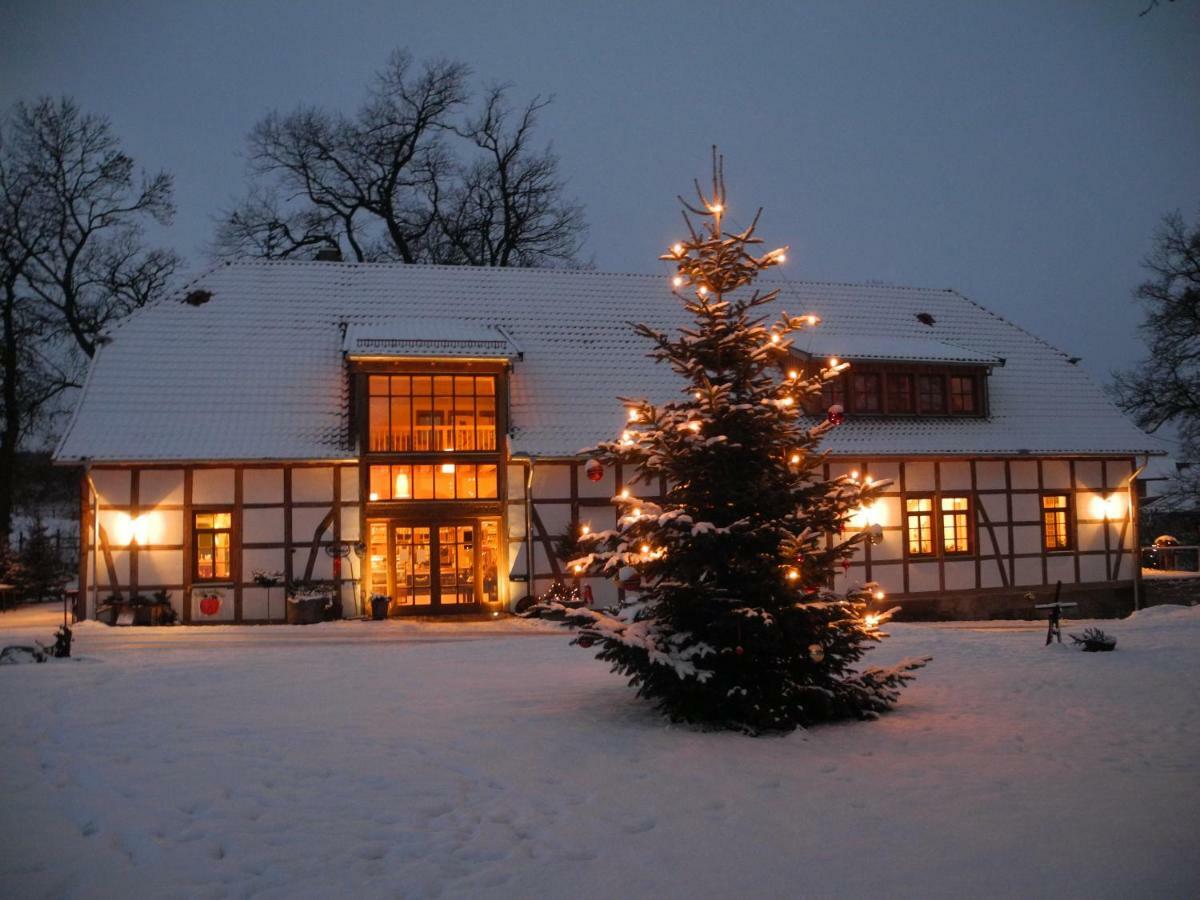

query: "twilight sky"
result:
(4, 0), (1198, 385)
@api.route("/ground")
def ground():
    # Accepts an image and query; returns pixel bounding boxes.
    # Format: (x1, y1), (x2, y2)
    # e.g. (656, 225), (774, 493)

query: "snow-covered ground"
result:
(1, 607), (1198, 899)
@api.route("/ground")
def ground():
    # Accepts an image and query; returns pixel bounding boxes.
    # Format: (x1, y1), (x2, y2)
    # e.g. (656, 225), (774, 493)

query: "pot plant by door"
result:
(369, 593), (390, 621)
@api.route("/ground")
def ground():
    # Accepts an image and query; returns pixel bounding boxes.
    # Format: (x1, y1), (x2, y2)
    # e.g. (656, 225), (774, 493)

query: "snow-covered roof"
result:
(342, 319), (521, 360)
(792, 334), (1002, 366)
(55, 260), (1157, 462)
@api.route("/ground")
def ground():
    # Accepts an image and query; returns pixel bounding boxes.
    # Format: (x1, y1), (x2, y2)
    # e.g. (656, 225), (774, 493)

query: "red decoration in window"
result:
(199, 595), (221, 616)
(585, 458), (604, 482)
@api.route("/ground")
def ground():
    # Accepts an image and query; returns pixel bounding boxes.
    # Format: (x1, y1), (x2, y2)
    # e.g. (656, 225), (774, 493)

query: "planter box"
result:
(286, 594), (329, 625)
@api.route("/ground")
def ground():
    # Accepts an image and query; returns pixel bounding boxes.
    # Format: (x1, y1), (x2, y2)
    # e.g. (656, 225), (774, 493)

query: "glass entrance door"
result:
(366, 518), (499, 613)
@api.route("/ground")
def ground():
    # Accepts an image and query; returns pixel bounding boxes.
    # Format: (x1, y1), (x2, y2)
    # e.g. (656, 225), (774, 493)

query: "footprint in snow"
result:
(623, 817), (656, 834)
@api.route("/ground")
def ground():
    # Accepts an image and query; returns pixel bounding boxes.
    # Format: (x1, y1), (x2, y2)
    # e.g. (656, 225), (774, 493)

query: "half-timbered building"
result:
(54, 260), (1158, 621)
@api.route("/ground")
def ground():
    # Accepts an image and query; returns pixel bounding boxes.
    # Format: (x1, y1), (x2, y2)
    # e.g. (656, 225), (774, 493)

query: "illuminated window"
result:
(917, 375), (946, 413)
(193, 511), (232, 581)
(887, 374), (914, 413)
(368, 374), (497, 453)
(906, 498), (934, 556)
(1042, 495), (1071, 550)
(941, 496), (972, 554)
(367, 464), (498, 501)
(852, 373), (882, 412)
(949, 375), (976, 413)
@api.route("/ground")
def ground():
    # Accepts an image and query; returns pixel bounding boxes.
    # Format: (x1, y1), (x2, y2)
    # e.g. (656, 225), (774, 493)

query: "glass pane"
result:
(197, 533), (214, 578)
(476, 376), (495, 395)
(453, 404), (475, 451)
(906, 498), (932, 512)
(480, 520), (498, 603)
(413, 396), (435, 451)
(390, 396), (412, 451)
(213, 512), (232, 529)
(412, 375), (432, 396)
(435, 462), (455, 498)
(369, 375), (388, 396)
(394, 527), (413, 605)
(390, 375), (410, 395)
(456, 464), (477, 499)
(369, 397), (389, 451)
(195, 512), (214, 529)
(456, 525), (475, 604)
(392, 465), (412, 500)
(369, 522), (388, 598)
(413, 465), (434, 499)
(369, 465), (389, 501)
(433, 376), (453, 396)
(941, 497), (968, 511)
(477, 464), (498, 498)
(477, 396), (497, 451)
(454, 376), (475, 395)
(434, 397), (454, 450)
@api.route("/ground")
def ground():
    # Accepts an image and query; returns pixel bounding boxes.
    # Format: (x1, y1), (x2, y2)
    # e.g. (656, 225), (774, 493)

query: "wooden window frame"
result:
(805, 361), (988, 418)
(852, 372), (882, 413)
(905, 495), (936, 557)
(948, 374), (978, 414)
(916, 373), (947, 414)
(192, 508), (234, 583)
(940, 495), (973, 556)
(1041, 493), (1073, 552)
(886, 372), (915, 413)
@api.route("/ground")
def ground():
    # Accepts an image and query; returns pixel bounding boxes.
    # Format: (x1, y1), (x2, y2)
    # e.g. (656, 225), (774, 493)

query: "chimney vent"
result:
(316, 246), (343, 262)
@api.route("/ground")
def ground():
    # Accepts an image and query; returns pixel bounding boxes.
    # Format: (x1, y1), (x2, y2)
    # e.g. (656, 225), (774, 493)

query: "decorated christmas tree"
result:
(535, 152), (928, 734)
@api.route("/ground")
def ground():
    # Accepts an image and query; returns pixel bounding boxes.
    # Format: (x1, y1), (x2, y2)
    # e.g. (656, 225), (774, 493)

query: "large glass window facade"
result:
(368, 375), (497, 453)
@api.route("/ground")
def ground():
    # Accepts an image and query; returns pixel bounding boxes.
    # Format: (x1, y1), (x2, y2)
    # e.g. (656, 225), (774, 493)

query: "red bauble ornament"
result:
(577, 636), (595, 648)
(841, 559), (851, 573)
(826, 404), (845, 426)
(584, 458), (604, 482)
(199, 595), (221, 616)
(735, 645), (745, 656)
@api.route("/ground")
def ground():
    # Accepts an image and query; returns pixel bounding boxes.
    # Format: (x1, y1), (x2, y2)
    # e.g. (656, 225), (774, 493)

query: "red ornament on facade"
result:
(826, 404), (845, 426)
(585, 458), (604, 482)
(199, 595), (221, 616)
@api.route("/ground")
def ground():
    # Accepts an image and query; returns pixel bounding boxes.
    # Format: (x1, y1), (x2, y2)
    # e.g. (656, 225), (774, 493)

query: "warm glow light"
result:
(873, 589), (886, 601)
(640, 544), (651, 554)
(848, 502), (883, 529)
(780, 396), (794, 407)
(573, 564), (583, 574)
(709, 202), (723, 213)
(789, 453), (801, 465)
(1090, 494), (1126, 520)
(806, 315), (819, 326)
(581, 523), (591, 535)
(440, 462), (455, 475)
(776, 253), (787, 263)
(114, 512), (156, 546)
(673, 276), (684, 288)
(369, 491), (380, 502)
(787, 369), (799, 380)
(697, 285), (709, 296)
(829, 357), (840, 368)
(786, 568), (800, 581)
(770, 333), (781, 344)
(628, 408), (640, 422)
(619, 488), (630, 500)
(396, 472), (411, 498)
(863, 613), (881, 628)
(688, 421), (701, 432)
(672, 242), (684, 256)
(694, 391), (703, 400)
(851, 470), (860, 480)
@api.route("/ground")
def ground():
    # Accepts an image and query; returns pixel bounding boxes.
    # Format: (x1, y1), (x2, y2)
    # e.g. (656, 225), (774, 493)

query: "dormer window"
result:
(852, 373), (882, 412)
(917, 374), (946, 413)
(806, 363), (988, 418)
(949, 375), (977, 413)
(887, 374), (914, 413)
(368, 374), (497, 453)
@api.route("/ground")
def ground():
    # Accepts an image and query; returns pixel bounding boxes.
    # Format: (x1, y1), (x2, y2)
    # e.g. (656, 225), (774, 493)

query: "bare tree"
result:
(0, 97), (178, 537)
(1112, 206), (1200, 506)
(215, 50), (586, 266)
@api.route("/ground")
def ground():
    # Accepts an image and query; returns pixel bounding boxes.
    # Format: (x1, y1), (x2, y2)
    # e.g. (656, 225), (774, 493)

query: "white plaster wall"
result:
(976, 461), (1006, 490)
(244, 508), (284, 543)
(193, 468), (234, 504)
(293, 467), (334, 502)
(867, 461), (900, 485)
(139, 550), (182, 586)
(872, 529), (904, 562)
(92, 469), (130, 505)
(1009, 461), (1038, 490)
(871, 563), (903, 596)
(941, 461), (972, 491)
(1047, 555), (1075, 585)
(586, 577), (619, 609)
(339, 506), (360, 542)
(1080, 555), (1108, 583)
(980, 493), (1008, 525)
(577, 463), (616, 499)
(244, 468), (283, 503)
(1077, 523), (1106, 552)
(980, 562), (1006, 589)
(139, 469), (184, 506)
(905, 461), (935, 491)
(980, 524), (1008, 556)
(945, 560), (975, 591)
(1013, 525), (1041, 555)
(531, 464), (570, 498)
(872, 496), (900, 531)
(339, 467), (359, 502)
(908, 562), (939, 593)
(1013, 557), (1042, 587)
(1011, 494), (1039, 524)
(1042, 460), (1071, 490)
(292, 507), (330, 544)
(505, 465), (526, 500)
(536, 502), (573, 537)
(244, 547), (286, 578)
(1074, 460), (1104, 491)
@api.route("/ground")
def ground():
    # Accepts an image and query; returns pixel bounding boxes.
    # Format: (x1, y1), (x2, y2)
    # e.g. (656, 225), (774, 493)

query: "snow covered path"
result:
(2, 609), (1198, 898)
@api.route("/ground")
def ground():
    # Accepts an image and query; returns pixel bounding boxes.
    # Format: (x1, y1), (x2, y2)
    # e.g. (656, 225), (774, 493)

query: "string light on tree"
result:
(527, 147), (926, 734)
